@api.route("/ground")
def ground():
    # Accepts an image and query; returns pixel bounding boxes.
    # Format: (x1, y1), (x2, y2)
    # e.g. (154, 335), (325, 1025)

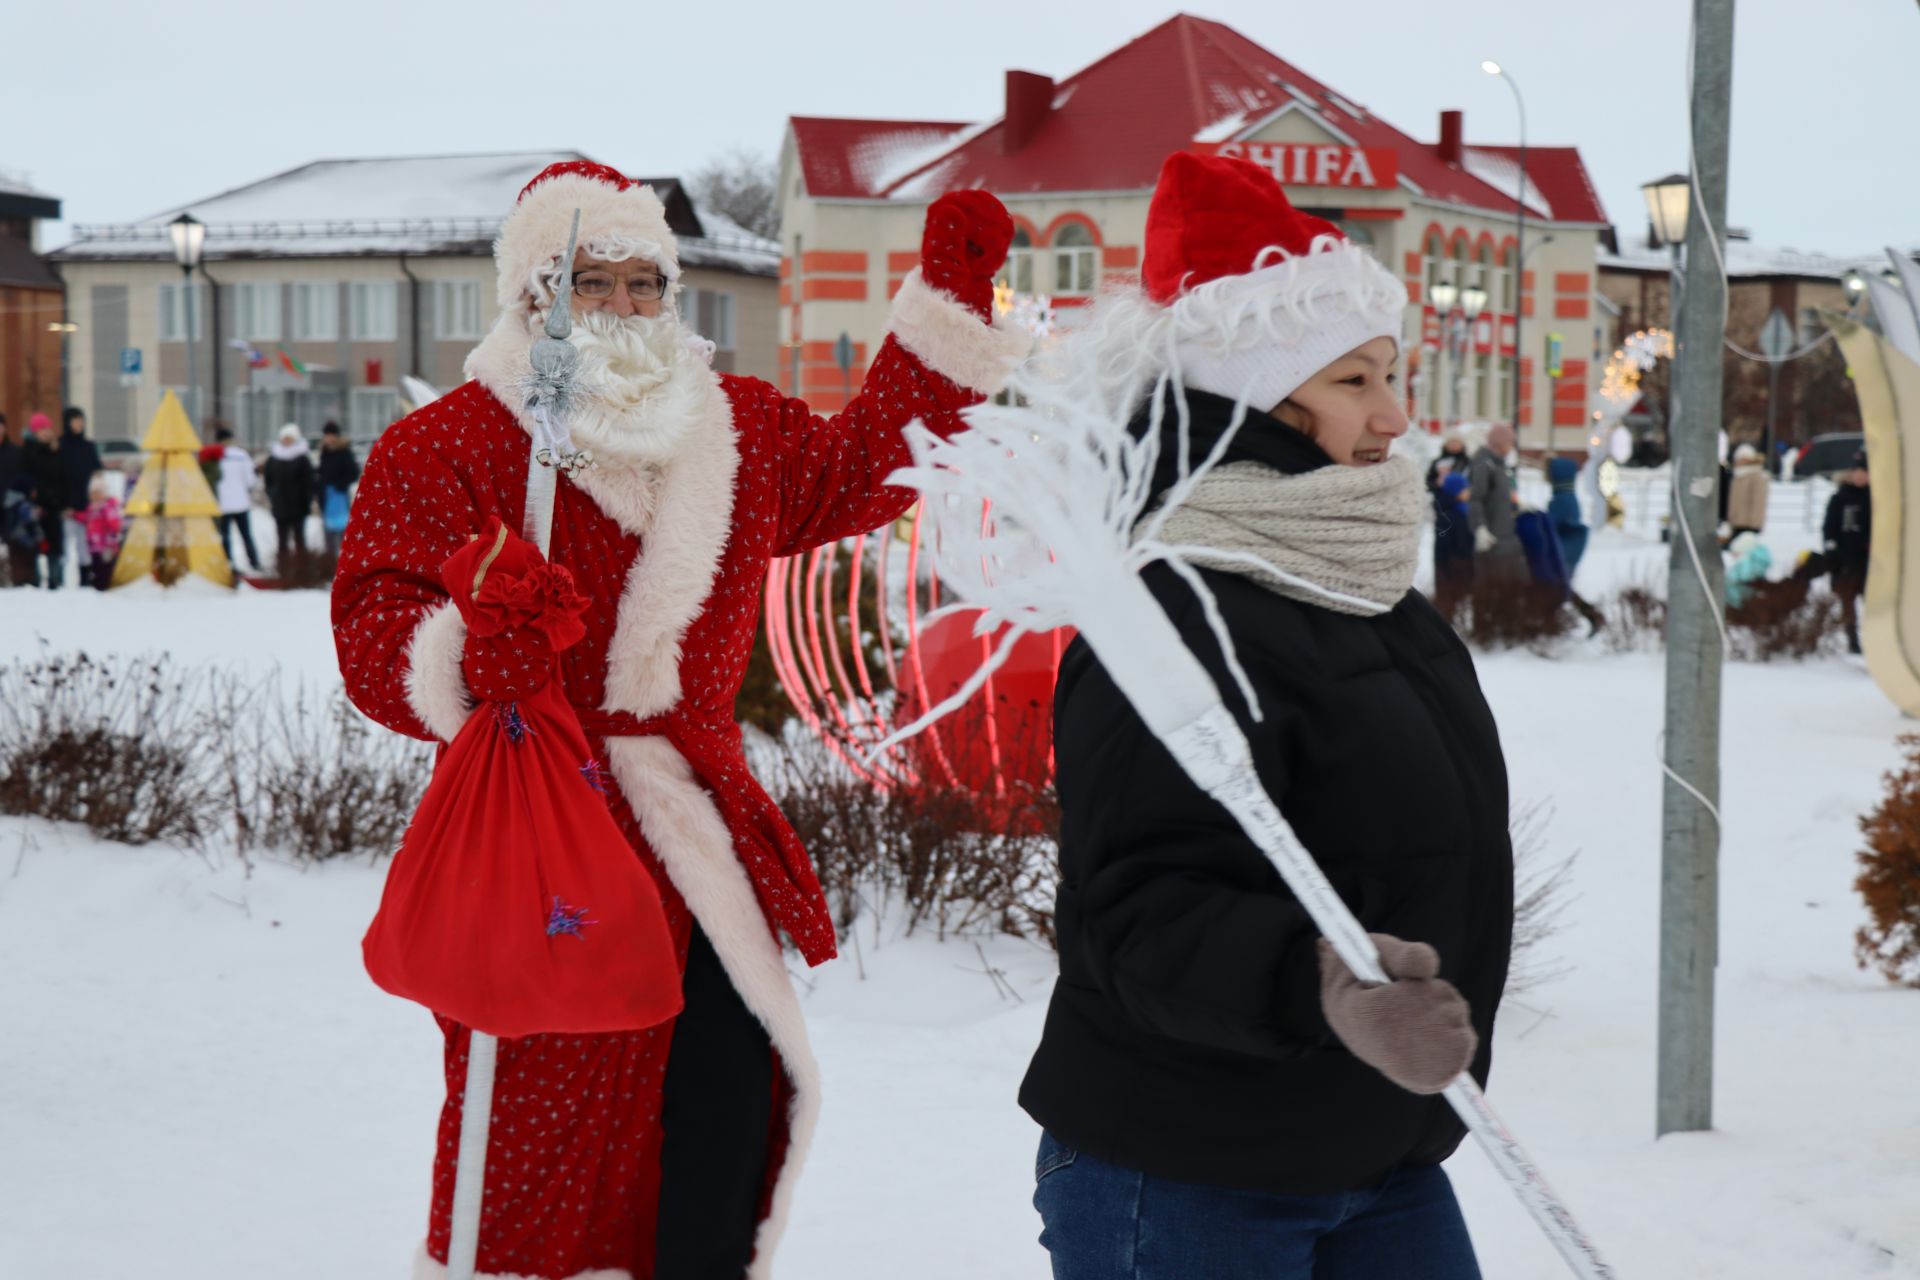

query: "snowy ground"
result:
(3, 491), (1917, 1279)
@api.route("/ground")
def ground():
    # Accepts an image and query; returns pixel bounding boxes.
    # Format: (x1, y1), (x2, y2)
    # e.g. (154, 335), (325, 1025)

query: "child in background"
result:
(83, 474), (123, 592)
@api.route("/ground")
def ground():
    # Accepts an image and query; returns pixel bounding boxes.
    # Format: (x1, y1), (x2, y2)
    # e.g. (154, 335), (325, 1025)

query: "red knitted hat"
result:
(1143, 152), (1343, 303)
(1140, 152), (1406, 410)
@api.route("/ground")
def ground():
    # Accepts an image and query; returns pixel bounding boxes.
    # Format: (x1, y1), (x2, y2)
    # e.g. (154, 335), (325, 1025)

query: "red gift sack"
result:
(363, 518), (683, 1038)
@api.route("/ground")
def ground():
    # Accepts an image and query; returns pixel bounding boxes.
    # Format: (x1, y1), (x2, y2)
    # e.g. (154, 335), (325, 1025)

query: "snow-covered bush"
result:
(0, 651), (223, 847)
(0, 651), (428, 861)
(1855, 734), (1920, 987)
(764, 729), (1058, 949)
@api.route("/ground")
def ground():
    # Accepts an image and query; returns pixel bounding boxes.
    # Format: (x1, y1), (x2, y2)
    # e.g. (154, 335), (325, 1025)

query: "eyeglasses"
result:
(571, 270), (667, 302)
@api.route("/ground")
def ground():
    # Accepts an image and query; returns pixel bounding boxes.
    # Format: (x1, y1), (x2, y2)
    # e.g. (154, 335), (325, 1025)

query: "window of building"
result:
(1052, 222), (1096, 295)
(291, 282), (339, 342)
(158, 282), (205, 341)
(682, 287), (737, 350)
(349, 386), (401, 442)
(999, 228), (1035, 295)
(234, 387), (287, 451)
(434, 280), (483, 340)
(349, 281), (398, 341)
(233, 282), (283, 342)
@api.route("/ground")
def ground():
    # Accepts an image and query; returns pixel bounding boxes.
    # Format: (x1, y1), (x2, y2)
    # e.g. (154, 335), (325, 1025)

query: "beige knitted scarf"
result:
(1148, 454), (1426, 616)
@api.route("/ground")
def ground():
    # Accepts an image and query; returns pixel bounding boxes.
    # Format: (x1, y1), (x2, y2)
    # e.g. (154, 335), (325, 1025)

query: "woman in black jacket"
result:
(1022, 154), (1512, 1280)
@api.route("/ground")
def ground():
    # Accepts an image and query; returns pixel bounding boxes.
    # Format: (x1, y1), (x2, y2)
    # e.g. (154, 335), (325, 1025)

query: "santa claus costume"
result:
(333, 160), (1023, 1279)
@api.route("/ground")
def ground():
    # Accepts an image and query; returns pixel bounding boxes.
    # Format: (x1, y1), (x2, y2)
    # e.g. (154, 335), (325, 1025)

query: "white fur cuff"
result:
(403, 601), (474, 743)
(888, 268), (1030, 396)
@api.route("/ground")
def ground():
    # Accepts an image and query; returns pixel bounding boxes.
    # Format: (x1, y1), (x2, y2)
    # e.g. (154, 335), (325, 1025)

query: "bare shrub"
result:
(0, 651), (223, 847)
(1728, 580), (1841, 662)
(765, 729), (1058, 949)
(0, 650), (429, 861)
(1506, 799), (1579, 998)
(1458, 579), (1574, 653)
(1855, 734), (1920, 987)
(217, 674), (430, 862)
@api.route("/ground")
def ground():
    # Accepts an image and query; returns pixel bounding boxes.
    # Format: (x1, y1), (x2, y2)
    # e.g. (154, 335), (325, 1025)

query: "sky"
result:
(7, 0), (1916, 256)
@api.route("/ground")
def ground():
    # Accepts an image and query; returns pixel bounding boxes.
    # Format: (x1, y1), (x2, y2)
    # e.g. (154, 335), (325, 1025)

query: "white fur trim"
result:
(603, 736), (821, 1280)
(496, 173), (680, 314)
(404, 602), (473, 743)
(888, 268), (1030, 396)
(412, 1242), (630, 1280)
(1170, 238), (1407, 412)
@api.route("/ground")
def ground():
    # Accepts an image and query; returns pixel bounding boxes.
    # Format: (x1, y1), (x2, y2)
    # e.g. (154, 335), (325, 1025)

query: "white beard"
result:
(552, 308), (715, 468)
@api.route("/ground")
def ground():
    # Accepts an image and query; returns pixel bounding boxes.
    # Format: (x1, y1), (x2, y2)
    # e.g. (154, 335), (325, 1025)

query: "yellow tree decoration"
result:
(111, 390), (233, 588)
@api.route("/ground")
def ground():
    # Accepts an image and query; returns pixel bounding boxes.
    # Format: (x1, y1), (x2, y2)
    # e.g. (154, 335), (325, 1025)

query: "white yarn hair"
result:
(875, 292), (1398, 758)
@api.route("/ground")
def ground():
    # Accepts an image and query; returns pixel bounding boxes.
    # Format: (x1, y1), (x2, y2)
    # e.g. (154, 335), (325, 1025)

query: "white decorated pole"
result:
(882, 352), (1614, 1279)
(444, 209), (591, 1280)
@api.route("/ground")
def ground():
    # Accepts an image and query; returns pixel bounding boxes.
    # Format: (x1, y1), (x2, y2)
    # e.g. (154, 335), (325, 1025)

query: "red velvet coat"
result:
(332, 269), (1025, 1280)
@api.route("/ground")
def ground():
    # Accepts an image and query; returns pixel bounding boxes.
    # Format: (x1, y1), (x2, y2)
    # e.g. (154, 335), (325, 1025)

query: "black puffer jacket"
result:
(1020, 392), (1515, 1196)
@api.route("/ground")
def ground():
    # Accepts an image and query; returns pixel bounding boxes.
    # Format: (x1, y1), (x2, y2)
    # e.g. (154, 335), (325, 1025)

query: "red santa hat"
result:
(494, 159), (681, 315)
(1144, 151), (1407, 411)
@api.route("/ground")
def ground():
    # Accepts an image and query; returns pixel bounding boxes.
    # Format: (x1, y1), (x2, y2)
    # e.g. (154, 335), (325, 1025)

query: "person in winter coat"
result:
(58, 407), (102, 587)
(1467, 422), (1523, 579)
(1727, 441), (1768, 539)
(1825, 453), (1872, 654)
(316, 421), (360, 560)
(262, 424), (315, 573)
(1024, 153), (1509, 1280)
(1545, 456), (1605, 635)
(82, 473), (123, 592)
(333, 162), (1024, 1279)
(1432, 469), (1474, 618)
(1425, 431), (1471, 494)
(20, 412), (68, 589)
(1724, 532), (1773, 610)
(212, 427), (261, 573)
(0, 411), (38, 587)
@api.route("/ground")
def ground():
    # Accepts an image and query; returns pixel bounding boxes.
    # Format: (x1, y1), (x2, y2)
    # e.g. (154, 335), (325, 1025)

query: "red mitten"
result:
(920, 189), (1016, 320)
(441, 516), (591, 704)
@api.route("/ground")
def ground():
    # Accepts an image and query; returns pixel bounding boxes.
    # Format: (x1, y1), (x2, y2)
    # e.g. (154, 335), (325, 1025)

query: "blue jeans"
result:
(1033, 1132), (1481, 1280)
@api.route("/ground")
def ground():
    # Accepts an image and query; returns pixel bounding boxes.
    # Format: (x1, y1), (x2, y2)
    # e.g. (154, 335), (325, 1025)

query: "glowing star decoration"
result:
(1597, 327), (1674, 427)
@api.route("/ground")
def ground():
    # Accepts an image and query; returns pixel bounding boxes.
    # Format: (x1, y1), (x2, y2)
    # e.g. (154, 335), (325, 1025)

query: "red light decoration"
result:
(763, 503), (1072, 801)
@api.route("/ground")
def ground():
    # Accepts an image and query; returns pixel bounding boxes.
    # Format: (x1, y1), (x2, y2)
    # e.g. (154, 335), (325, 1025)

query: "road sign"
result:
(119, 347), (143, 388)
(1759, 308), (1795, 363)
(1545, 332), (1564, 379)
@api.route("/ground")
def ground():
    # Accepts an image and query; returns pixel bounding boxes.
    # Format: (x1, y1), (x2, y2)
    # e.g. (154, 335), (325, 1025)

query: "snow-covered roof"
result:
(0, 170), (58, 200)
(49, 151), (777, 276)
(1599, 232), (1893, 281)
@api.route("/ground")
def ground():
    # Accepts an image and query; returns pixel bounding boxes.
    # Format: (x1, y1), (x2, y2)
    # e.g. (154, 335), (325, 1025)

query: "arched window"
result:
(999, 228), (1034, 295)
(1053, 222), (1096, 295)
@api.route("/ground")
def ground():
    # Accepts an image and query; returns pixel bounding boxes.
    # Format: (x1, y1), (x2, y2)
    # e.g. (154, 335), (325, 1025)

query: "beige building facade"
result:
(51, 153), (780, 450)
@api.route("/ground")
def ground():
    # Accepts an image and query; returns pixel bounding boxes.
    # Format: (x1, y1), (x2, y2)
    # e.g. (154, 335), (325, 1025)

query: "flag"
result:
(227, 338), (269, 369)
(277, 346), (307, 376)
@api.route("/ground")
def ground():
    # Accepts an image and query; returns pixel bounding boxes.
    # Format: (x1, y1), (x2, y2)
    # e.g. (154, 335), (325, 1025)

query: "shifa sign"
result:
(1191, 142), (1399, 190)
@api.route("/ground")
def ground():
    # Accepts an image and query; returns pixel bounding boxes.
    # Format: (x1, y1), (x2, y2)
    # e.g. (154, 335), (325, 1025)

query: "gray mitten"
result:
(1317, 934), (1477, 1095)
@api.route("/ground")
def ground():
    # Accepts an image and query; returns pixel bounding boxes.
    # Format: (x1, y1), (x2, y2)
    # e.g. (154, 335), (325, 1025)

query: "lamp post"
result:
(1641, 174), (1690, 450)
(1482, 60), (1527, 445)
(47, 320), (78, 408)
(167, 213), (206, 425)
(1429, 280), (1487, 430)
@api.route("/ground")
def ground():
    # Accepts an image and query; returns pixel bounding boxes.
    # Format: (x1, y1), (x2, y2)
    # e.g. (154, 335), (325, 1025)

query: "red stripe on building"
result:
(802, 278), (868, 302)
(802, 250), (868, 274)
(1553, 297), (1590, 320)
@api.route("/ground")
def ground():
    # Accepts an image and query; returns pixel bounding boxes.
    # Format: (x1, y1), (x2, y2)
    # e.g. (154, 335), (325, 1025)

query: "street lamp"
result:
(1641, 174), (1691, 250)
(168, 212), (205, 425)
(1482, 60), (1527, 443)
(1428, 281), (1487, 429)
(47, 320), (79, 408)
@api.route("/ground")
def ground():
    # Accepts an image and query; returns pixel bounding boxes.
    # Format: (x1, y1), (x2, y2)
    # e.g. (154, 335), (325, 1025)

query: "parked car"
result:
(1791, 432), (1864, 480)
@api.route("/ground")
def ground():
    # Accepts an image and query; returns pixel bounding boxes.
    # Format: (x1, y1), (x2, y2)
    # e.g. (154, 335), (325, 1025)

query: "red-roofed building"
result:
(778, 13), (1613, 449)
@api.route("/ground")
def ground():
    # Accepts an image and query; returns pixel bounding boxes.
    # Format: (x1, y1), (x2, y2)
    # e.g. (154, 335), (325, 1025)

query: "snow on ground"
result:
(3, 503), (1917, 1278)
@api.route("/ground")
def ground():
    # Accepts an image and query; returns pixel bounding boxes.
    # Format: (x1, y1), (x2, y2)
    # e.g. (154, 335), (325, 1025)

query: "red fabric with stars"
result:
(361, 520), (682, 1040)
(332, 331), (982, 1278)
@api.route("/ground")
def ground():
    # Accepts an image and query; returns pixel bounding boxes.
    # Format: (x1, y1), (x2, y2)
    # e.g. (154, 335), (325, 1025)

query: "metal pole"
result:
(1493, 67), (1528, 449)
(183, 264), (198, 427)
(1657, 0), (1733, 1138)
